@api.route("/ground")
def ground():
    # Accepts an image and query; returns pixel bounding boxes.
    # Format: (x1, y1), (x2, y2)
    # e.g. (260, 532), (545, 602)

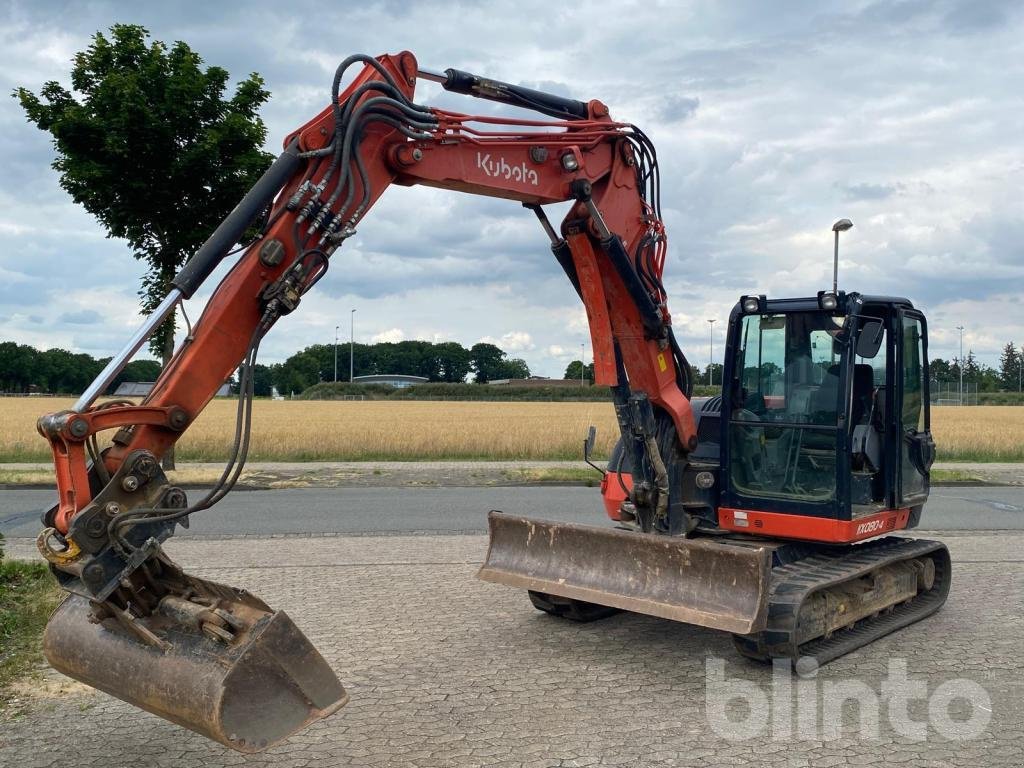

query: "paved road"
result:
(2, 485), (1022, 537)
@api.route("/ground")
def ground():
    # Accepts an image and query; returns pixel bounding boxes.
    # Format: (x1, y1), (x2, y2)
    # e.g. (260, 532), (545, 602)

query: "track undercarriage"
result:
(517, 529), (951, 666)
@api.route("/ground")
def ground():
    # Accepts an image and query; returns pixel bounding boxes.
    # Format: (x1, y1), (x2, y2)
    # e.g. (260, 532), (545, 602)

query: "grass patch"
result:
(0, 467), (262, 487)
(0, 556), (62, 698)
(502, 467), (603, 485)
(0, 469), (53, 485)
(930, 468), (985, 484)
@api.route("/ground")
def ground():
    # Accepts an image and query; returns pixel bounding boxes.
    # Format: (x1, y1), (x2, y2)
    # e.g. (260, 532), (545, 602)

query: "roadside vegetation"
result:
(0, 534), (61, 698)
(1, 398), (1021, 463)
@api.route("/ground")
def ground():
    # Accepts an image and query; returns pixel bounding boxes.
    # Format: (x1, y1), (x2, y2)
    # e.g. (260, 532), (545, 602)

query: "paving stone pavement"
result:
(1, 532), (1022, 767)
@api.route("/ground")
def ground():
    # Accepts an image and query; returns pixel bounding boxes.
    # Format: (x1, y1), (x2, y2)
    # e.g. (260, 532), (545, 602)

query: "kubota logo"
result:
(477, 152), (539, 186)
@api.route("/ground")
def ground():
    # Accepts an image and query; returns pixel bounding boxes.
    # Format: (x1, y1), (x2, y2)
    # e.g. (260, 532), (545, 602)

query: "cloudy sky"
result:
(1, 0), (1022, 378)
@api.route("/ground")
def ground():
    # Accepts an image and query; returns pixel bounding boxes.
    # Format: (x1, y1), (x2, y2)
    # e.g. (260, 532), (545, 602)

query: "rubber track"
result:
(732, 536), (951, 666)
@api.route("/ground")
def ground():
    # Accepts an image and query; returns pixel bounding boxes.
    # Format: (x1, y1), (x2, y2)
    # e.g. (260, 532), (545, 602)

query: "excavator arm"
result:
(34, 51), (725, 752)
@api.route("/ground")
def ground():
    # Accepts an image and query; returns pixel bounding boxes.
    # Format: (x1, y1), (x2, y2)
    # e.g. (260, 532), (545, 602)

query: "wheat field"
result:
(1, 398), (1020, 462)
(0, 398), (621, 462)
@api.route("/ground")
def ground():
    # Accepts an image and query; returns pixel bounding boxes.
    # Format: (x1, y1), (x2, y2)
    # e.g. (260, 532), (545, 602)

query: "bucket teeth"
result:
(478, 511), (772, 635)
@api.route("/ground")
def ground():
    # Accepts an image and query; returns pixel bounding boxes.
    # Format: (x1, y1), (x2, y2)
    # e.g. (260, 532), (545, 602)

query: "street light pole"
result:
(580, 342), (585, 387)
(956, 325), (964, 406)
(334, 325), (339, 382)
(707, 319), (716, 386)
(350, 309), (356, 383)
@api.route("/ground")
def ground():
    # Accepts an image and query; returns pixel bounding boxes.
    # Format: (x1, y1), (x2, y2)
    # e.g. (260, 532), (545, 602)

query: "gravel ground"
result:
(1, 531), (1021, 767)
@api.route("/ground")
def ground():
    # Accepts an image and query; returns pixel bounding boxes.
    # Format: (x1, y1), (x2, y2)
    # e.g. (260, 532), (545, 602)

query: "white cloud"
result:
(2, 0), (1023, 378)
(480, 331), (534, 352)
(371, 327), (405, 344)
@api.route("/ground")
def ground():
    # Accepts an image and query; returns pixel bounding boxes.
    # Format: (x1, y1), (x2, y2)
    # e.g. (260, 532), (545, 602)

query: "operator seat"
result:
(851, 363), (883, 488)
(850, 364), (875, 427)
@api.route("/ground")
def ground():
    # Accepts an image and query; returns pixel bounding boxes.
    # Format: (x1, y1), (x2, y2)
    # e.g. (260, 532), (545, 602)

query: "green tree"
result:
(433, 342), (472, 383)
(701, 362), (724, 387)
(113, 359), (164, 389)
(15, 25), (274, 462)
(499, 357), (531, 380)
(563, 360), (594, 383)
(929, 357), (953, 381)
(0, 342), (38, 392)
(999, 342), (1020, 391)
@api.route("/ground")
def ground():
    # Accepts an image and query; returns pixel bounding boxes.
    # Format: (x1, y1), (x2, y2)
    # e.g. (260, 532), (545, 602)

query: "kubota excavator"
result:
(32, 51), (950, 753)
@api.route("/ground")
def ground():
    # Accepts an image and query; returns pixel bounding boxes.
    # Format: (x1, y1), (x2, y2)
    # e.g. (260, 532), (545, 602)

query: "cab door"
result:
(897, 311), (933, 507)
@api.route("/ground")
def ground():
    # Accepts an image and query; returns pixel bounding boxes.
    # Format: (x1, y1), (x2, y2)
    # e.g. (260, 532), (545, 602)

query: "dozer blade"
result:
(44, 578), (348, 753)
(479, 512), (772, 634)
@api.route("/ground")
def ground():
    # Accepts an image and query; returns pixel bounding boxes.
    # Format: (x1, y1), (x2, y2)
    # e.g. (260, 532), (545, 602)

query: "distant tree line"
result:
(564, 360), (726, 388)
(11, 337), (1017, 399)
(269, 341), (530, 396)
(932, 343), (1024, 393)
(0, 339), (531, 396)
(0, 341), (161, 394)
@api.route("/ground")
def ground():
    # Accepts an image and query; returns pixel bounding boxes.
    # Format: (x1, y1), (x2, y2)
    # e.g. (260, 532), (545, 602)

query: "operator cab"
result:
(718, 292), (935, 541)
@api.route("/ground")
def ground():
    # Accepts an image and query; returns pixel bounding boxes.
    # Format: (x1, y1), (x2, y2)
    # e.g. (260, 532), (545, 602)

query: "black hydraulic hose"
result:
(172, 141), (302, 298)
(324, 98), (436, 209)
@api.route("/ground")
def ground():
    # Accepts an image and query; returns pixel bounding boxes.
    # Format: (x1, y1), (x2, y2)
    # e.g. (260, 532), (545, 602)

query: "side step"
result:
(732, 536), (951, 666)
(478, 512), (772, 635)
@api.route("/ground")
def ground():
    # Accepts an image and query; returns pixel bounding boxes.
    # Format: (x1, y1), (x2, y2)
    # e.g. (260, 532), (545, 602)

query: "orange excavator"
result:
(33, 51), (950, 753)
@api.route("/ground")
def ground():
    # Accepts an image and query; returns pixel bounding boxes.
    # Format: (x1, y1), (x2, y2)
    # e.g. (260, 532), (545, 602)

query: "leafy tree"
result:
(999, 342), (1020, 391)
(113, 359), (164, 388)
(563, 360), (594, 383)
(929, 357), (953, 381)
(469, 343), (505, 383)
(964, 350), (980, 380)
(0, 342), (38, 392)
(500, 357), (531, 380)
(433, 342), (472, 383)
(16, 25), (274, 463)
(700, 362), (724, 387)
(469, 342), (530, 383)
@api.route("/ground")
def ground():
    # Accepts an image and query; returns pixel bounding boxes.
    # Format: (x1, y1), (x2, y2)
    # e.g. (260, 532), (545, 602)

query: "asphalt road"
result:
(1, 484), (1022, 537)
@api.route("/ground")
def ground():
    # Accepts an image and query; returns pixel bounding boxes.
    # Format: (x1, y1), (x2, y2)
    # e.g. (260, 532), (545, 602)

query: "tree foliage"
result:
(14, 24), (274, 359)
(0, 342), (161, 394)
(468, 343), (529, 383)
(999, 342), (1022, 391)
(563, 360), (595, 382)
(269, 340), (532, 395)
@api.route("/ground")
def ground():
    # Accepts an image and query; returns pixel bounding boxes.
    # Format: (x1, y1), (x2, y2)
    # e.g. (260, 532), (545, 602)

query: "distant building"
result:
(114, 381), (231, 397)
(488, 377), (588, 388)
(352, 374), (429, 389)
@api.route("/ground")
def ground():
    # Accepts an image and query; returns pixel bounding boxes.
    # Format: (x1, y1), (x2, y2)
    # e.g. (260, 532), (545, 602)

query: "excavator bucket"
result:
(479, 512), (773, 634)
(43, 578), (348, 753)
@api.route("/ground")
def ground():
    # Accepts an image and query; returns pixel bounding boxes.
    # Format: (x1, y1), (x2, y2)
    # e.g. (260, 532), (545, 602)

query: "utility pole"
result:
(334, 325), (339, 382)
(350, 309), (356, 383)
(580, 342), (585, 386)
(707, 319), (716, 386)
(956, 325), (965, 406)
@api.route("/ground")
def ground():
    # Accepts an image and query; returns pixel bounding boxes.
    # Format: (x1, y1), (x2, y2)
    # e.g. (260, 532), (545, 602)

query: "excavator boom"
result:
(34, 51), (722, 751)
